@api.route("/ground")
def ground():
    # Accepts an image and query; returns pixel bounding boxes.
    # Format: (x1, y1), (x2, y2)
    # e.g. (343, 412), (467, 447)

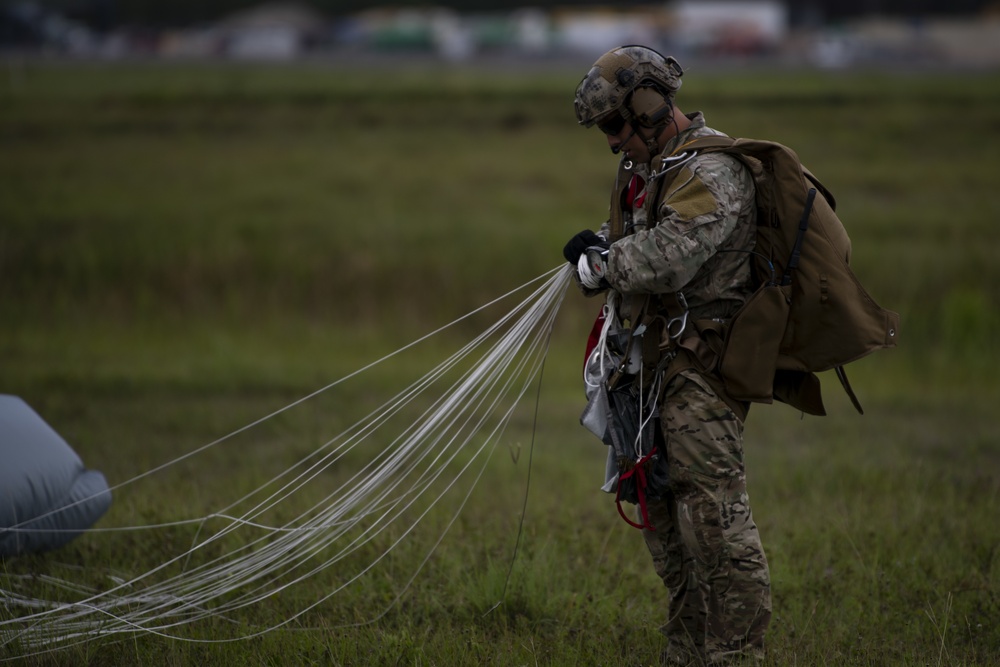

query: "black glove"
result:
(563, 230), (608, 264)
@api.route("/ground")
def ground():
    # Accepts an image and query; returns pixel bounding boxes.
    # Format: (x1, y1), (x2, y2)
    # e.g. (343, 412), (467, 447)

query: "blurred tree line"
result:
(40, 0), (997, 31)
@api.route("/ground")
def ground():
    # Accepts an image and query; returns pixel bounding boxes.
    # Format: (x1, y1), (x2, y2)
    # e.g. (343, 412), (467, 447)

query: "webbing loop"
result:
(615, 446), (658, 531)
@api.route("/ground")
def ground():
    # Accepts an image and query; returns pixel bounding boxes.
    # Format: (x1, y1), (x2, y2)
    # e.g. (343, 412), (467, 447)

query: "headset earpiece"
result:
(629, 86), (673, 127)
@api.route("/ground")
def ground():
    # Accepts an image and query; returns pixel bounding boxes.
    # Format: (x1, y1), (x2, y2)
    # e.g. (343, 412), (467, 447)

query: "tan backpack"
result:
(678, 136), (899, 415)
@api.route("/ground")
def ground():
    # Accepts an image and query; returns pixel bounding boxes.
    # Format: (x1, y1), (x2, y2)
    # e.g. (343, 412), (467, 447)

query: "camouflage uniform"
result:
(598, 113), (772, 664)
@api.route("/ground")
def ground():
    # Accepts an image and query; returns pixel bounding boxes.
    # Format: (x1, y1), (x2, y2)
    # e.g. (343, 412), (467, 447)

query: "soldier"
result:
(564, 45), (771, 665)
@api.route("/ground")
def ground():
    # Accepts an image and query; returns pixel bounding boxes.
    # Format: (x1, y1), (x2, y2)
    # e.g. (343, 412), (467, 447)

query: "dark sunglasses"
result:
(596, 114), (627, 136)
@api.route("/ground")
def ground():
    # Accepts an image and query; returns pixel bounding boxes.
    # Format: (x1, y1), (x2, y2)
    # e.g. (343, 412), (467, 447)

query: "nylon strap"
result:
(615, 446), (658, 531)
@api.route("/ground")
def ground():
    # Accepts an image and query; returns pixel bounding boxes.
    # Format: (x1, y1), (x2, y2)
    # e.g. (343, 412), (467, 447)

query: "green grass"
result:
(1, 60), (998, 665)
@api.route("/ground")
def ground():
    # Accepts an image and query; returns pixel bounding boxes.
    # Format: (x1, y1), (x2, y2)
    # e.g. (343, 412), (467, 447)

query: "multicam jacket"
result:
(580, 112), (759, 498)
(598, 112), (758, 324)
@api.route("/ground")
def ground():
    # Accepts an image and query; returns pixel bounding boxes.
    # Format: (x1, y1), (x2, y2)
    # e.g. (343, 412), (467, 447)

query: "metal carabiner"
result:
(666, 311), (688, 339)
(650, 151), (695, 182)
(666, 292), (689, 340)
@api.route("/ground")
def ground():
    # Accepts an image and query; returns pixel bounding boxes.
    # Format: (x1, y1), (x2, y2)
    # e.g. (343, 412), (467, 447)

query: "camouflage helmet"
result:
(574, 45), (684, 129)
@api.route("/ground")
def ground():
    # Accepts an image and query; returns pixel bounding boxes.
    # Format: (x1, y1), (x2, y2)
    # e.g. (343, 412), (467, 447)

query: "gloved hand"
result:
(563, 230), (608, 264)
(577, 246), (609, 290)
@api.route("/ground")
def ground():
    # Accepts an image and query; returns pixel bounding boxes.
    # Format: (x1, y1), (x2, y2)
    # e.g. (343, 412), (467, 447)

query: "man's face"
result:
(597, 113), (652, 164)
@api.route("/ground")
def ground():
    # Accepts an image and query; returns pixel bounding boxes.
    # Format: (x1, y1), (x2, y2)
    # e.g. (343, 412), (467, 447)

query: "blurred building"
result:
(806, 14), (1000, 68)
(670, 0), (788, 55)
(0, 1), (95, 53)
(551, 7), (668, 56)
(216, 2), (328, 60)
(5, 0), (1000, 68)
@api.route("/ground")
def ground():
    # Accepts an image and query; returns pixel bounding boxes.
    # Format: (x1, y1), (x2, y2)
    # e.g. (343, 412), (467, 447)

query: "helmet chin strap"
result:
(634, 122), (669, 158)
(611, 125), (638, 155)
(643, 131), (661, 157)
(639, 113), (676, 158)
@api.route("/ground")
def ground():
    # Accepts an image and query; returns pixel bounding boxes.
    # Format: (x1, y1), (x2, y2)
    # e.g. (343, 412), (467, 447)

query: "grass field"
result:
(1, 59), (999, 665)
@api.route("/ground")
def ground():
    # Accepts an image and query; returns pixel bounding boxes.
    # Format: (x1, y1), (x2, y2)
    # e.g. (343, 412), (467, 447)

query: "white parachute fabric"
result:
(0, 265), (572, 657)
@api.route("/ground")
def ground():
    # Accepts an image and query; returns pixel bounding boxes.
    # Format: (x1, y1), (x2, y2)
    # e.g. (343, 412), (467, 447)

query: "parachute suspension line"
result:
(351, 271), (568, 628)
(3, 268), (567, 653)
(1, 266), (574, 657)
(5, 268), (572, 656)
(483, 274), (564, 617)
(36, 265), (571, 523)
(170, 268), (570, 556)
(0, 265), (568, 546)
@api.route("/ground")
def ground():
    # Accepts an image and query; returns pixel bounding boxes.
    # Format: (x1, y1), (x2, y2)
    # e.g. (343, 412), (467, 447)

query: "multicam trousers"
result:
(640, 370), (771, 665)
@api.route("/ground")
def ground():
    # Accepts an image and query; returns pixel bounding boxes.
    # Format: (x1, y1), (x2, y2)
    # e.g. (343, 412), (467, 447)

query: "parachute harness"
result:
(586, 289), (685, 533)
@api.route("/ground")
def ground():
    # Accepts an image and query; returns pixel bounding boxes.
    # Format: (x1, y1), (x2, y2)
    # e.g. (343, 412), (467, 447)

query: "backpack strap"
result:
(607, 158), (634, 242)
(835, 365), (865, 415)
